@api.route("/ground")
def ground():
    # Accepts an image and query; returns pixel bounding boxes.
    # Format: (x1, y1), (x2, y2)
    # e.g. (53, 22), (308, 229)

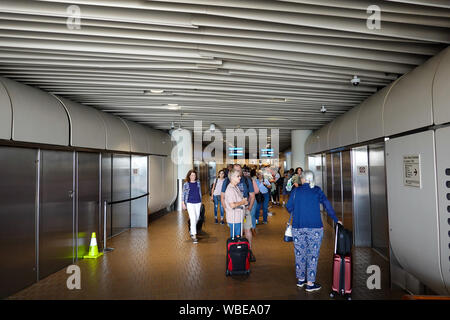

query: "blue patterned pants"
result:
(293, 228), (324, 283)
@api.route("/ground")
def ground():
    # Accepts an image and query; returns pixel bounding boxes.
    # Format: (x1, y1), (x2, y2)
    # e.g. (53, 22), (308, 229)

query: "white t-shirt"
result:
(213, 178), (225, 196)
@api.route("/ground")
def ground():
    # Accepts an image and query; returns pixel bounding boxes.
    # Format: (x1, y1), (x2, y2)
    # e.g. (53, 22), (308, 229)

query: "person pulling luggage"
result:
(286, 170), (341, 292)
(221, 164), (256, 262)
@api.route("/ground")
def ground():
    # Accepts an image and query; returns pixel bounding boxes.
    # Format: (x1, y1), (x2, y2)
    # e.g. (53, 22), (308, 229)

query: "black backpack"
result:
(336, 223), (352, 256)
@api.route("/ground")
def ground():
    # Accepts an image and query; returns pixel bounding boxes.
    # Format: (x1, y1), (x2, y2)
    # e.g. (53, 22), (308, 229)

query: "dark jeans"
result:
(255, 192), (269, 222)
(213, 195), (224, 219)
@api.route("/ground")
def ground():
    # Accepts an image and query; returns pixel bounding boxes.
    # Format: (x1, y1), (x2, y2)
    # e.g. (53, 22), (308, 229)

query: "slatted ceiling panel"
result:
(0, 1), (449, 151)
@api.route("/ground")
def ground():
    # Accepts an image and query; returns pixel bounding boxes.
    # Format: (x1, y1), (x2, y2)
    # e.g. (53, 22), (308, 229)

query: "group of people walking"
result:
(182, 163), (340, 293)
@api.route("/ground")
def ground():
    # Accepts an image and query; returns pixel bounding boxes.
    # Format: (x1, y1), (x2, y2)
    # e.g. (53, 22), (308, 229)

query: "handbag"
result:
(284, 188), (296, 242)
(283, 213), (293, 242)
(255, 192), (264, 203)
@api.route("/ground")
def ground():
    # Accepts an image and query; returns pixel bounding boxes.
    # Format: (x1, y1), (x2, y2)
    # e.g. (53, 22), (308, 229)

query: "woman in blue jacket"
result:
(286, 170), (341, 292)
(182, 169), (202, 244)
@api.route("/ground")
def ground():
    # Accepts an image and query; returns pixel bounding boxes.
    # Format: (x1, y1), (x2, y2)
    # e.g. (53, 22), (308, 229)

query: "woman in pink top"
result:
(224, 168), (248, 238)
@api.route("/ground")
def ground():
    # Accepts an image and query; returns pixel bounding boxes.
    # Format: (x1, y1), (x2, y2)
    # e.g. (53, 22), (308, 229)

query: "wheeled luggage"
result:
(187, 203), (205, 233)
(336, 223), (352, 256)
(330, 223), (352, 300)
(226, 205), (251, 276)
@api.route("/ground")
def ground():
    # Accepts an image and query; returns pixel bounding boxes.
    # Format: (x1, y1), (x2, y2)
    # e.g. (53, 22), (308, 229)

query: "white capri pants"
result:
(186, 202), (202, 236)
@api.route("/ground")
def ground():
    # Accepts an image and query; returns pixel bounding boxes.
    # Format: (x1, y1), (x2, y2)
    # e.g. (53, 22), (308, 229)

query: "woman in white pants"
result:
(182, 169), (202, 244)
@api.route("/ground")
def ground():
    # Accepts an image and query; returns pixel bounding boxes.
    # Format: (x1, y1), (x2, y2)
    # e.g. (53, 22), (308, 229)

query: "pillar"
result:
(291, 130), (312, 170)
(170, 128), (193, 211)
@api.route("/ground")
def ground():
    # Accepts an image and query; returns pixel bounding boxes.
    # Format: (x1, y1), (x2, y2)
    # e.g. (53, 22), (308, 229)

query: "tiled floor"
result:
(8, 200), (406, 300)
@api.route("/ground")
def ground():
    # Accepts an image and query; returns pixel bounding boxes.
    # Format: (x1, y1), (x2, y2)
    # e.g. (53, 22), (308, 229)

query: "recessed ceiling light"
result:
(269, 98), (287, 102)
(144, 89), (165, 95)
(167, 103), (180, 110)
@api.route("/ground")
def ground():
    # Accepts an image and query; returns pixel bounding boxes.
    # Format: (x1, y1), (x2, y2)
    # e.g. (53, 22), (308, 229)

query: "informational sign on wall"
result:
(357, 165), (368, 175)
(403, 155), (421, 188)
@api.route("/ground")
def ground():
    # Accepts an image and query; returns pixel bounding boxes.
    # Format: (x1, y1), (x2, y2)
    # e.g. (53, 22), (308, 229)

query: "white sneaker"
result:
(268, 212), (273, 216)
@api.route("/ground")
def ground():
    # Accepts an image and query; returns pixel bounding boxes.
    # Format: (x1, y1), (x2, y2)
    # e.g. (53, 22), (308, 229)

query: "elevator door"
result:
(77, 152), (100, 258)
(131, 155), (148, 228)
(332, 152), (343, 223)
(101, 153), (112, 239)
(112, 154), (131, 236)
(368, 144), (389, 259)
(342, 151), (353, 231)
(0, 147), (37, 298)
(39, 150), (75, 279)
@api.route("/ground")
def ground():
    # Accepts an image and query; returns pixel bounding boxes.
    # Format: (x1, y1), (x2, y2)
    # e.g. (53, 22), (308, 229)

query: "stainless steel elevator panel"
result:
(308, 155), (323, 190)
(112, 154), (131, 236)
(351, 146), (372, 247)
(101, 153), (112, 239)
(77, 152), (100, 259)
(322, 153), (327, 195)
(434, 126), (450, 295)
(131, 155), (148, 228)
(332, 152), (343, 222)
(326, 153), (332, 200)
(386, 130), (447, 295)
(368, 144), (390, 259)
(341, 151), (353, 231)
(0, 147), (37, 298)
(39, 150), (75, 280)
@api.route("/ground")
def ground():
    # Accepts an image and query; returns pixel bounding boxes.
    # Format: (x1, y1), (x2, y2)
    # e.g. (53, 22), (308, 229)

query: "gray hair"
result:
(300, 170), (315, 188)
(229, 168), (241, 180)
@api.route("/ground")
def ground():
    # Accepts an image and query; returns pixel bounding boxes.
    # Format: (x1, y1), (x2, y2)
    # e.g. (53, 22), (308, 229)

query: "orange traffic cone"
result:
(83, 232), (103, 259)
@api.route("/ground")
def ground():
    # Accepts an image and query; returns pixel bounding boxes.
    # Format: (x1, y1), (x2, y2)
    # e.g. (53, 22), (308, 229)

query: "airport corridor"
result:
(8, 200), (404, 300)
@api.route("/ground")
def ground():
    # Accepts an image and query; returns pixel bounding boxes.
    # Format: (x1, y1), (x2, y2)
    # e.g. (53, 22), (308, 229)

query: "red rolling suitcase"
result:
(226, 205), (251, 276)
(330, 224), (352, 300)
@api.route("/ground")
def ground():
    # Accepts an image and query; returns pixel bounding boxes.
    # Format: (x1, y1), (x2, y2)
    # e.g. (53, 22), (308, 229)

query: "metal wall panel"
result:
(332, 152), (342, 222)
(98, 112), (130, 152)
(318, 124), (330, 153)
(432, 47), (450, 125)
(308, 155), (323, 190)
(112, 154), (131, 236)
(304, 134), (313, 155)
(434, 126), (450, 295)
(39, 150), (75, 280)
(76, 152), (100, 259)
(351, 146), (372, 247)
(148, 155), (164, 213)
(0, 81), (12, 140)
(326, 153), (332, 200)
(124, 120), (150, 154)
(321, 153), (327, 195)
(341, 150), (353, 231)
(386, 131), (447, 295)
(384, 55), (440, 136)
(58, 97), (106, 150)
(0, 77), (69, 146)
(356, 85), (391, 143)
(131, 155), (148, 228)
(329, 115), (344, 150)
(148, 127), (171, 156)
(368, 143), (390, 259)
(164, 155), (177, 208)
(101, 153), (112, 239)
(0, 147), (37, 298)
(339, 105), (360, 147)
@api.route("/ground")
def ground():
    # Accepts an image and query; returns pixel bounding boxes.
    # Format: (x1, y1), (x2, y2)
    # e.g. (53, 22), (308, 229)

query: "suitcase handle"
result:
(334, 222), (343, 255)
